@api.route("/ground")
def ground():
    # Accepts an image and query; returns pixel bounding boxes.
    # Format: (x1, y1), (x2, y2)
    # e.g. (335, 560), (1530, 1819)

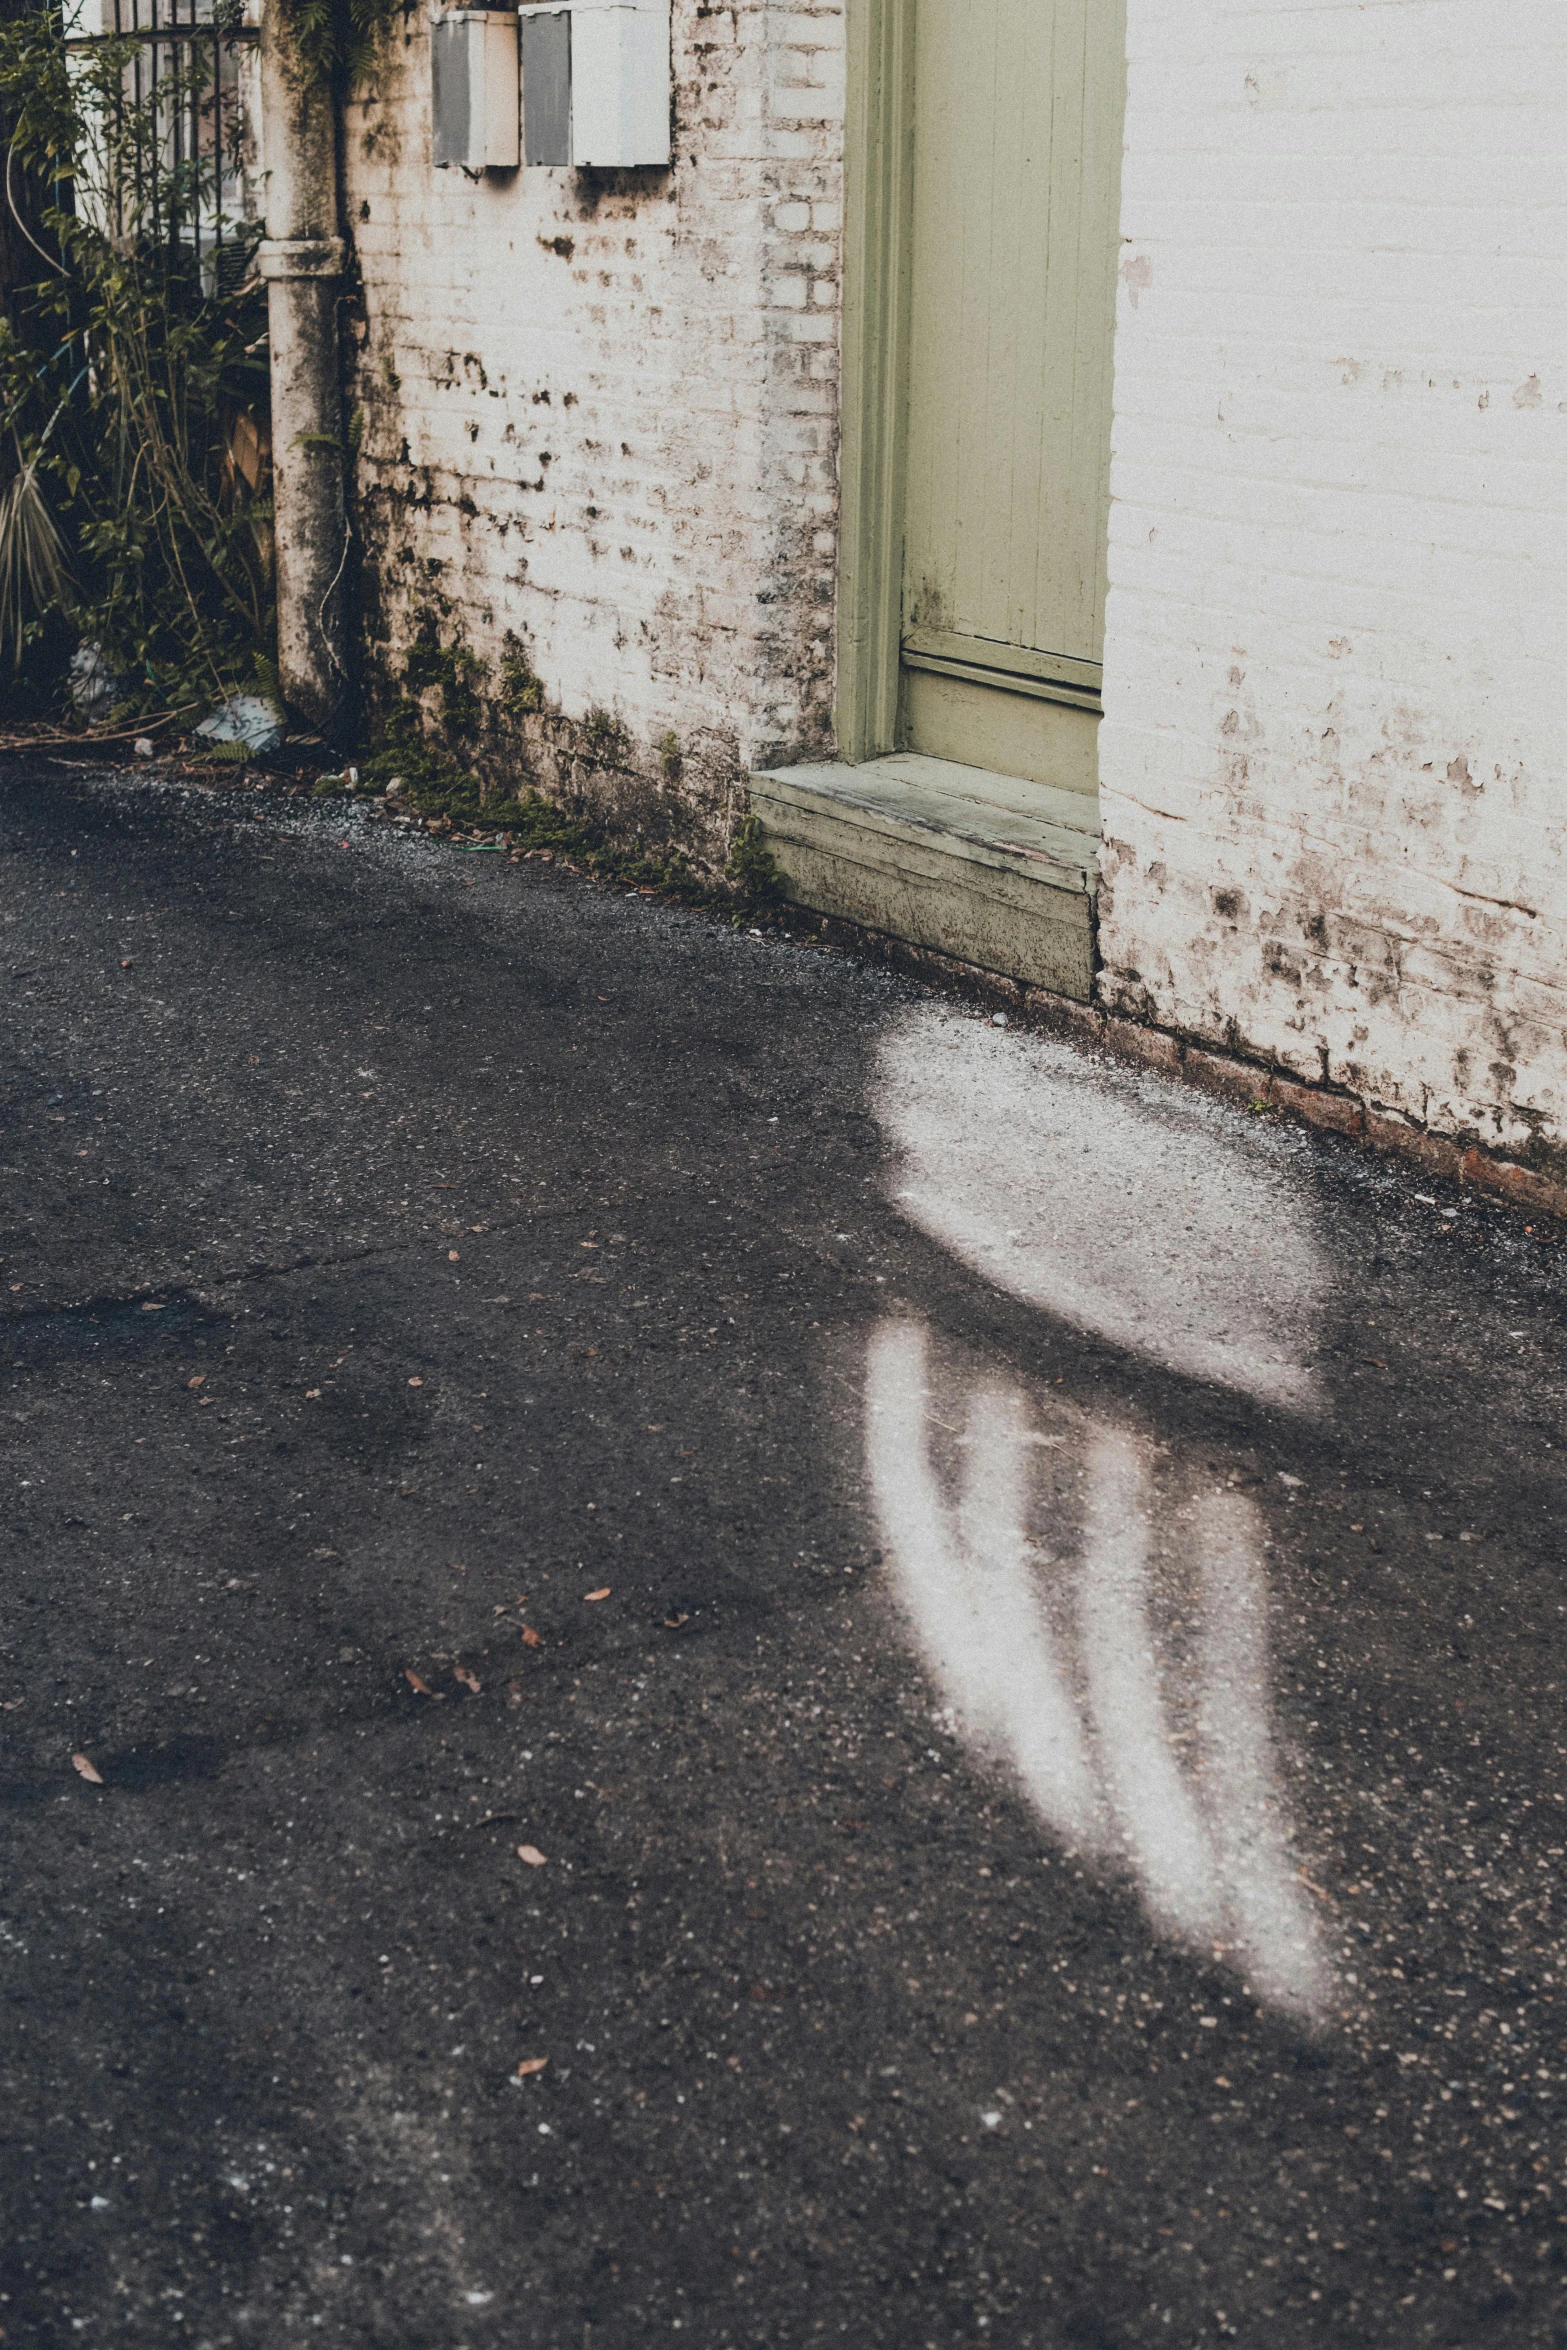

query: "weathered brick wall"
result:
(1098, 1), (1567, 1167)
(343, 0), (844, 860)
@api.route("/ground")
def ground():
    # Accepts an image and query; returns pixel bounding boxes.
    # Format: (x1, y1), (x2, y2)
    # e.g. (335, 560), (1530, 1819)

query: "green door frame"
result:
(835, 0), (915, 768)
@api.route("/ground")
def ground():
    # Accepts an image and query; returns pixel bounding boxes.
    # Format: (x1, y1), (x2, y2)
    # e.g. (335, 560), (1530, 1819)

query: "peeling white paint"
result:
(1101, 0), (1567, 1154)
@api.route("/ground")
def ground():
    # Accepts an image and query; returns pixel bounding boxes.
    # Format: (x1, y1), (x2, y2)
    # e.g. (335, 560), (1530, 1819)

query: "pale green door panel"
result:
(900, 669), (1099, 797)
(900, 0), (1125, 781)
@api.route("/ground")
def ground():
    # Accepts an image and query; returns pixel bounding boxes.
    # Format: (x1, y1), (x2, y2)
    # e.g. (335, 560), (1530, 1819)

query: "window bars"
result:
(63, 0), (258, 288)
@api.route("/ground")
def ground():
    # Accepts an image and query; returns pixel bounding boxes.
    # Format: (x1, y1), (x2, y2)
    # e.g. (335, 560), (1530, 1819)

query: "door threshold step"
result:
(749, 753), (1100, 1002)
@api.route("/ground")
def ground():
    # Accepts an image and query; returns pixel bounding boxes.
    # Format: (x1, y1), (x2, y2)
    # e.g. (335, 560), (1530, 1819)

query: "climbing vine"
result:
(275, 0), (402, 92)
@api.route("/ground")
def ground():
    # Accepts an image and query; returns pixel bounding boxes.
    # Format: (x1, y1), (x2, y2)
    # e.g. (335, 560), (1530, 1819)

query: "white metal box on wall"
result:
(431, 7), (520, 170)
(519, 0), (670, 169)
(572, 0), (669, 167)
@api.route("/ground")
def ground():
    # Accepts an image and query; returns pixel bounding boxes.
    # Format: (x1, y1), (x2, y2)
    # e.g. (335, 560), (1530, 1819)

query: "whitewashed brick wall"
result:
(344, 0), (844, 851)
(342, 0), (1566, 1161)
(1097, 0), (1567, 1162)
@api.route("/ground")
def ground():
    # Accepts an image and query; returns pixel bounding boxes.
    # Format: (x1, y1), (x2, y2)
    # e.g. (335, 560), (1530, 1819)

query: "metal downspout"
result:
(257, 1), (352, 736)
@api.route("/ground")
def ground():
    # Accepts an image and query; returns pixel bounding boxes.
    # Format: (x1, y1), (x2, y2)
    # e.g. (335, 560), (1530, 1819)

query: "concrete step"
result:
(749, 752), (1100, 1001)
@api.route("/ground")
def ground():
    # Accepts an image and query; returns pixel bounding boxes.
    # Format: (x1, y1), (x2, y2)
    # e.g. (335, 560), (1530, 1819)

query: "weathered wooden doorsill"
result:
(749, 753), (1100, 1003)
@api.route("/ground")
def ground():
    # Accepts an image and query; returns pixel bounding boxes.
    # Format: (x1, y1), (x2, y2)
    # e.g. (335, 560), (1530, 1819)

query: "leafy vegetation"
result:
(274, 0), (402, 96)
(327, 711), (785, 914)
(0, 1), (272, 712)
(725, 811), (786, 907)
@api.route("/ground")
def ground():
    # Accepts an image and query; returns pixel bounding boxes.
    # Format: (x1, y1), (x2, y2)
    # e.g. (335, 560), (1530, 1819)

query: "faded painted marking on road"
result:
(866, 1007), (1332, 2015)
(866, 1322), (1330, 2017)
(873, 1006), (1323, 1409)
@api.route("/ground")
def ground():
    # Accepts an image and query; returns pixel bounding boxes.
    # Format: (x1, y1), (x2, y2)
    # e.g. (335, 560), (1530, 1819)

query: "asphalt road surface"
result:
(4, 755), (1567, 2349)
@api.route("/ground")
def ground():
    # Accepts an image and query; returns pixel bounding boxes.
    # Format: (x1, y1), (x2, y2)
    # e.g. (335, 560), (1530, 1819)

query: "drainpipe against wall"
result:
(256, 0), (352, 737)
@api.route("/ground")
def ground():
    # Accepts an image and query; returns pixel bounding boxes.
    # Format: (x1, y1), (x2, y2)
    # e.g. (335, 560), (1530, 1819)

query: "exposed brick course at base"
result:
(799, 912), (1567, 1229)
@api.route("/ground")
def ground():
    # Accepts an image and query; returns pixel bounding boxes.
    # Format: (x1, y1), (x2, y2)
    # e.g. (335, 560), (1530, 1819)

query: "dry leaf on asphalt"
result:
(521, 1626), (544, 1649)
(1, 1698), (23, 1711)
(505, 1679), (523, 1707)
(405, 1668), (436, 1696)
(515, 2057), (549, 2078)
(517, 1844), (547, 1867)
(585, 1588), (611, 1603)
(187, 1374), (206, 1390)
(71, 1753), (104, 1784)
(407, 1376), (424, 1388)
(453, 1665), (481, 1694)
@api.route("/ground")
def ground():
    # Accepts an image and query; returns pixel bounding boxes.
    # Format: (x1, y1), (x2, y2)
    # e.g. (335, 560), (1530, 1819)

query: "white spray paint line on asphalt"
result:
(868, 1322), (1101, 1851)
(1078, 1424), (1219, 1946)
(865, 1320), (1331, 2017)
(865, 1006), (1333, 2017)
(1196, 1488), (1331, 2015)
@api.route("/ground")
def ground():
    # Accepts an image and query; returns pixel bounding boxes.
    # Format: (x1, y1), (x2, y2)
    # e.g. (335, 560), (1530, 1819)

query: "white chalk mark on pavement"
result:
(1196, 1490), (1330, 2014)
(865, 1006), (1334, 2015)
(865, 1321), (1331, 2017)
(867, 1322), (1100, 1850)
(873, 1006), (1323, 1409)
(1078, 1424), (1218, 1945)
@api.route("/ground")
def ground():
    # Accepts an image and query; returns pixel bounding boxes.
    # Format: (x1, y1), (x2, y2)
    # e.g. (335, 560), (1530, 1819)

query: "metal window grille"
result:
(64, 0), (258, 287)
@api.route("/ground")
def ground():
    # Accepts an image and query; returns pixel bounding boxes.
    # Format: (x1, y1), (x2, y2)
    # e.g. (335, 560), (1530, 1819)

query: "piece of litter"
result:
(991, 1013), (1008, 1028)
(516, 2057), (549, 2078)
(1414, 1193), (1437, 1205)
(72, 1753), (104, 1785)
(195, 691), (285, 758)
(980, 2111), (1002, 2129)
(453, 1664), (481, 1694)
(584, 1587), (611, 1602)
(408, 1376), (424, 1388)
(517, 1844), (547, 1867)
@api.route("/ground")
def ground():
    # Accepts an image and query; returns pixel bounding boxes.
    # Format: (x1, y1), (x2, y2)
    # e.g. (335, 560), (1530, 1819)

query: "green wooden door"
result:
(899, 0), (1125, 796)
